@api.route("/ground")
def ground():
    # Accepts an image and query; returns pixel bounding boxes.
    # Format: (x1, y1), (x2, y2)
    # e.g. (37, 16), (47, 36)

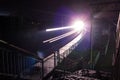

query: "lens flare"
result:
(71, 20), (85, 31)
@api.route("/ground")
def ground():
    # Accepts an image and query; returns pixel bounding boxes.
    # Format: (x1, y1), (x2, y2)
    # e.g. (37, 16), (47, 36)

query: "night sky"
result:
(0, 0), (93, 57)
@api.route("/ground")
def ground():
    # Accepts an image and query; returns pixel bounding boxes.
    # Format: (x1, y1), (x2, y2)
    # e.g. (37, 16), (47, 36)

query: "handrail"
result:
(0, 39), (43, 79)
(0, 40), (42, 60)
(43, 31), (86, 78)
(43, 53), (54, 62)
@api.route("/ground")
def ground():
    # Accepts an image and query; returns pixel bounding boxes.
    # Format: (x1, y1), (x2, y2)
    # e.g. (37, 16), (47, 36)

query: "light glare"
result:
(72, 20), (85, 31)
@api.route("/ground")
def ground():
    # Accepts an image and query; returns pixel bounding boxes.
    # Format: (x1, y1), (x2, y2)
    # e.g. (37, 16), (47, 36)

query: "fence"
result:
(43, 30), (86, 79)
(0, 30), (86, 79)
(0, 41), (43, 79)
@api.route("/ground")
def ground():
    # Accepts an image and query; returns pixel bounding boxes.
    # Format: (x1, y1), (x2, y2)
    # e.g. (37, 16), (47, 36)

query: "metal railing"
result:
(0, 40), (43, 79)
(43, 30), (86, 79)
(0, 30), (86, 80)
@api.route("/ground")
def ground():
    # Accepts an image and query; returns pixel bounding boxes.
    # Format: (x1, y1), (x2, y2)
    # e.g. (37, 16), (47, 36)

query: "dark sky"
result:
(0, 0), (91, 57)
(0, 0), (90, 17)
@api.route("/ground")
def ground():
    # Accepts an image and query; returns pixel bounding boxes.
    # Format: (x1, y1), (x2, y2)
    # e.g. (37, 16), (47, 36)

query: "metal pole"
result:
(41, 60), (44, 79)
(54, 51), (57, 67)
(90, 14), (93, 69)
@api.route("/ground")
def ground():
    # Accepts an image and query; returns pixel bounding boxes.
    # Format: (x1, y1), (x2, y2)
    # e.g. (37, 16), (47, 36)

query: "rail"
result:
(0, 40), (43, 79)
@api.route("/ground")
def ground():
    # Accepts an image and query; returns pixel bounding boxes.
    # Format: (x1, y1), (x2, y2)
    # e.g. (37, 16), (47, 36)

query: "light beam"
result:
(46, 20), (85, 32)
(44, 20), (85, 43)
(46, 26), (71, 32)
(43, 30), (77, 43)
